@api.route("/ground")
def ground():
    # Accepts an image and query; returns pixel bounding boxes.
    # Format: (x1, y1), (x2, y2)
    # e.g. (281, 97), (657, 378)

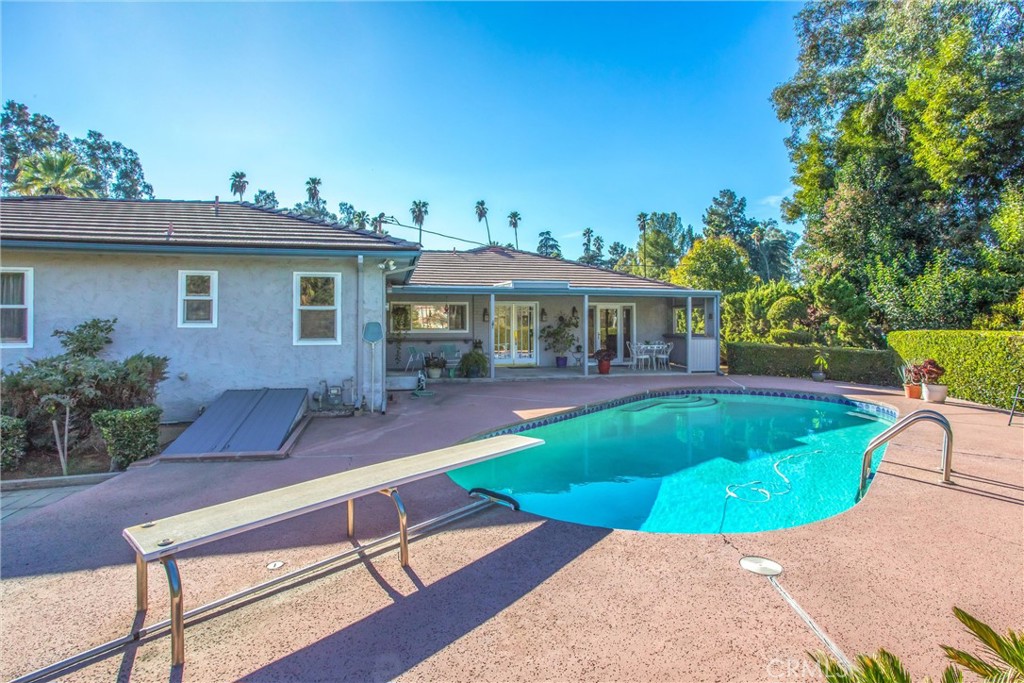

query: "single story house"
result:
(387, 247), (721, 377)
(0, 196), (418, 420)
(1, 197), (720, 421)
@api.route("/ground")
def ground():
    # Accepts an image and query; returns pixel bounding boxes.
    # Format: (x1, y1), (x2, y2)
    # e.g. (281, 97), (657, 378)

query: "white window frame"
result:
(293, 272), (342, 345)
(177, 270), (219, 328)
(0, 267), (33, 349)
(389, 301), (470, 334)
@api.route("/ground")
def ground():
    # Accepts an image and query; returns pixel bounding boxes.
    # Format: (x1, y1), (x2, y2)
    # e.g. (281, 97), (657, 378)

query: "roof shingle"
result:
(0, 196), (419, 253)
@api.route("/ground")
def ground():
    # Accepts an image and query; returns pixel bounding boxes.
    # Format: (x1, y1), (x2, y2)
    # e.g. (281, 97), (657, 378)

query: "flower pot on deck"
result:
(426, 368), (442, 380)
(555, 356), (568, 368)
(923, 384), (947, 403)
(904, 383), (922, 399)
(597, 359), (612, 375)
(811, 370), (825, 382)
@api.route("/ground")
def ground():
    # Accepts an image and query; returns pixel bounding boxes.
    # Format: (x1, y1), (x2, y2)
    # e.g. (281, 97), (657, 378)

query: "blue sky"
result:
(2, 2), (801, 256)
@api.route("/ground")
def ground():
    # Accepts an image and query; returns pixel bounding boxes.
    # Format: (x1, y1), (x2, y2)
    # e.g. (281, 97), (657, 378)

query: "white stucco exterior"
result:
(1, 249), (389, 421)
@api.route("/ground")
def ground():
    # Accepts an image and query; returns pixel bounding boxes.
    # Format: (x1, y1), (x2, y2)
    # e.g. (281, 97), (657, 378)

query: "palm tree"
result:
(475, 200), (492, 244)
(11, 151), (98, 197)
(371, 212), (386, 233)
(352, 210), (369, 230)
(410, 200), (429, 244)
(637, 212), (649, 277)
(229, 171), (248, 202)
(749, 220), (795, 282)
(507, 211), (522, 250)
(305, 177), (322, 204)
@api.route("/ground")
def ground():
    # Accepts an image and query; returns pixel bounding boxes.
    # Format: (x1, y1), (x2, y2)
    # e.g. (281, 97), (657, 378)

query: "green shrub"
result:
(767, 296), (807, 329)
(888, 330), (1024, 409)
(726, 342), (899, 386)
(1, 416), (27, 472)
(91, 406), (162, 470)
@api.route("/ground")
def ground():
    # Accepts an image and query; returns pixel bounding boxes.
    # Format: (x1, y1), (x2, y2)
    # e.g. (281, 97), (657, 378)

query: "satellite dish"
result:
(362, 322), (383, 343)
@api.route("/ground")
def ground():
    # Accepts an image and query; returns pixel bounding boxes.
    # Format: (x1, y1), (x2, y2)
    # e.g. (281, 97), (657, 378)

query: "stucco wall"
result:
(1, 249), (388, 421)
(384, 293), (674, 369)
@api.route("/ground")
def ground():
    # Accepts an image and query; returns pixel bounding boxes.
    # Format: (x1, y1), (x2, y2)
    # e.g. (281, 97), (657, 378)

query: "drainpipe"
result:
(582, 294), (589, 376)
(489, 293), (495, 379)
(379, 265), (387, 414)
(686, 297), (692, 375)
(356, 255), (363, 407)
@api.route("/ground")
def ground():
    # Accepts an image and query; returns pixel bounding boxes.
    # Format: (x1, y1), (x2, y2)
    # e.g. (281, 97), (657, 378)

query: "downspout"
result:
(379, 265), (387, 414)
(582, 294), (589, 376)
(356, 255), (363, 408)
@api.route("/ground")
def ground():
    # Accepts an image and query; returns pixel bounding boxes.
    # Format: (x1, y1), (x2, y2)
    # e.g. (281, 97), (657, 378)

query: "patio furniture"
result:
(404, 346), (425, 371)
(438, 343), (462, 363)
(123, 434), (543, 667)
(654, 342), (673, 370)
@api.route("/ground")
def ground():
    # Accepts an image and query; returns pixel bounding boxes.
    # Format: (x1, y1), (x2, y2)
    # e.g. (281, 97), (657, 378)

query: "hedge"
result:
(726, 342), (900, 386)
(1, 416), (27, 472)
(888, 331), (1024, 410)
(91, 406), (162, 470)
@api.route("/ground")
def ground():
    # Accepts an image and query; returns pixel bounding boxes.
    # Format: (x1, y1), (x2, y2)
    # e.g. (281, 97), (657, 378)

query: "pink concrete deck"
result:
(1, 375), (1021, 682)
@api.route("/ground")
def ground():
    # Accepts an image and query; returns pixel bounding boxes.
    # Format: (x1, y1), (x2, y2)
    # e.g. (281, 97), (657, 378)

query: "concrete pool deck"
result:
(1, 374), (1021, 682)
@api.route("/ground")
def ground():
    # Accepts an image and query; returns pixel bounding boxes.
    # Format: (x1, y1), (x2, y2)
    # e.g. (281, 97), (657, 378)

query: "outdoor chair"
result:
(655, 342), (672, 370)
(626, 342), (640, 371)
(439, 343), (462, 363)
(404, 346), (425, 371)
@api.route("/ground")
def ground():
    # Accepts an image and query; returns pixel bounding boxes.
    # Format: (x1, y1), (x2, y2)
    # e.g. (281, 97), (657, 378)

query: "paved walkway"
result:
(1, 375), (1020, 682)
(0, 485), (94, 524)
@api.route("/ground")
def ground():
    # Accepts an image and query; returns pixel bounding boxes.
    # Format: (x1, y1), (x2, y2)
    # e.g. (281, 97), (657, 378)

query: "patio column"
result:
(582, 293), (589, 376)
(714, 294), (721, 375)
(489, 293), (496, 379)
(686, 297), (692, 375)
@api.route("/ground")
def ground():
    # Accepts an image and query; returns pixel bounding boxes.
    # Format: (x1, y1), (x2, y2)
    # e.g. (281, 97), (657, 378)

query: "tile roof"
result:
(404, 246), (686, 291)
(0, 196), (419, 253)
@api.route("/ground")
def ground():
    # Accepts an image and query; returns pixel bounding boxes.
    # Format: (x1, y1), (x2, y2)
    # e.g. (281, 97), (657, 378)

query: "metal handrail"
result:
(858, 409), (953, 500)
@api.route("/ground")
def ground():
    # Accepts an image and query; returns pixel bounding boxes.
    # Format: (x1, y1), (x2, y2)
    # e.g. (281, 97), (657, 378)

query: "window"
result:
(178, 271), (218, 327)
(389, 302), (468, 333)
(294, 272), (341, 344)
(1, 268), (33, 348)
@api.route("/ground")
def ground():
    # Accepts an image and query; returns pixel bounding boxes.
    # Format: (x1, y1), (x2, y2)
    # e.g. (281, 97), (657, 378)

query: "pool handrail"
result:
(858, 409), (953, 500)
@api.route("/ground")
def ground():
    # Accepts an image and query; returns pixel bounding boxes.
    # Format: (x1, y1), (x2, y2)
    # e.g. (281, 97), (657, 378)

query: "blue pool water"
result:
(449, 393), (894, 533)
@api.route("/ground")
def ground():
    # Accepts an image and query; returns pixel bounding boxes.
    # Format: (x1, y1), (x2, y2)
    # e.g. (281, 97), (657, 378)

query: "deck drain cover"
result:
(739, 556), (783, 576)
(266, 561), (285, 570)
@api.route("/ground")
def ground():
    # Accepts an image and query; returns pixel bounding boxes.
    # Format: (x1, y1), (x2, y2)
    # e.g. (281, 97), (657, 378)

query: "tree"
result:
(337, 202), (355, 226)
(507, 211), (521, 249)
(636, 213), (649, 276)
(2, 101), (153, 198)
(592, 236), (605, 267)
(353, 210), (369, 230)
(11, 150), (99, 197)
(475, 200), (492, 244)
(537, 231), (562, 259)
(749, 220), (797, 282)
(253, 190), (278, 209)
(669, 236), (758, 295)
(410, 200), (429, 244)
(305, 177), (321, 204)
(229, 171), (248, 202)
(607, 241), (628, 266)
(371, 212), (386, 234)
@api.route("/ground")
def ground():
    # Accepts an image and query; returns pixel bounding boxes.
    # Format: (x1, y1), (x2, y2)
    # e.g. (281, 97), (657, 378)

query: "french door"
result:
(589, 304), (635, 363)
(493, 303), (537, 365)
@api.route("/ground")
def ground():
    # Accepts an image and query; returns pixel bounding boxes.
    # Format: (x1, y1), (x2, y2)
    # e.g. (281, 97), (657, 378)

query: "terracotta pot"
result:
(904, 383), (922, 399)
(598, 359), (612, 375)
(923, 384), (948, 403)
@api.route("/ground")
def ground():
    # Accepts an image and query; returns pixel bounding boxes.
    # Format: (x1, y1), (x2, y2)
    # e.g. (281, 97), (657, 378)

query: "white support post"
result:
(686, 297), (692, 375)
(714, 295), (721, 374)
(489, 293), (496, 379)
(582, 294), (589, 376)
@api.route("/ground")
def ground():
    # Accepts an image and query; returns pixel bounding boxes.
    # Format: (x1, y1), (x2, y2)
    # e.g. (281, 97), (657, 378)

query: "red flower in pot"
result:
(593, 349), (616, 375)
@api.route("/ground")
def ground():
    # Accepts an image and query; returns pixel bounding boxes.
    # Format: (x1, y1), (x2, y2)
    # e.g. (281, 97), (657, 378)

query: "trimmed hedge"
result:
(1, 416), (27, 472)
(888, 331), (1024, 409)
(726, 342), (900, 386)
(91, 406), (162, 470)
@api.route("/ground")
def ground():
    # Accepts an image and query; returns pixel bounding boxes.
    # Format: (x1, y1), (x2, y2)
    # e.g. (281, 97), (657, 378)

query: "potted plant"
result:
(424, 355), (447, 380)
(899, 361), (924, 399)
(457, 349), (488, 378)
(811, 349), (829, 382)
(594, 349), (616, 375)
(920, 359), (947, 403)
(539, 312), (579, 368)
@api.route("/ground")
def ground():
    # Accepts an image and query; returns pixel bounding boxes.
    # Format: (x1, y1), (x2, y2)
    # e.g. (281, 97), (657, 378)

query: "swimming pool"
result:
(449, 390), (895, 534)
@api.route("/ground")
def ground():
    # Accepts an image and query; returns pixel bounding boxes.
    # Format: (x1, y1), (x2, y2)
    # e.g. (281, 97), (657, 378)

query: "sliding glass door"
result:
(589, 304), (635, 363)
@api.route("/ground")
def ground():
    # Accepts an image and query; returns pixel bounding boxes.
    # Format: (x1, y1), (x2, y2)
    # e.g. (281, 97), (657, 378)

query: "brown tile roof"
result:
(404, 246), (686, 291)
(0, 196), (419, 253)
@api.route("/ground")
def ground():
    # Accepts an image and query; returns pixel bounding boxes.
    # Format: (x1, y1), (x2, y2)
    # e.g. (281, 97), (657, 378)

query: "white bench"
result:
(123, 434), (542, 666)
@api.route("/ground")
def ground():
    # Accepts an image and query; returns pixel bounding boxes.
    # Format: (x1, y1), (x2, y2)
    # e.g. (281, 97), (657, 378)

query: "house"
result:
(387, 247), (720, 376)
(0, 196), (419, 420)
(1, 197), (720, 421)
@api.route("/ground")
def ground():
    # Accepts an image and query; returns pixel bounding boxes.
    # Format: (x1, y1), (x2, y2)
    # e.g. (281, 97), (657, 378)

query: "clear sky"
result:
(2, 2), (801, 257)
